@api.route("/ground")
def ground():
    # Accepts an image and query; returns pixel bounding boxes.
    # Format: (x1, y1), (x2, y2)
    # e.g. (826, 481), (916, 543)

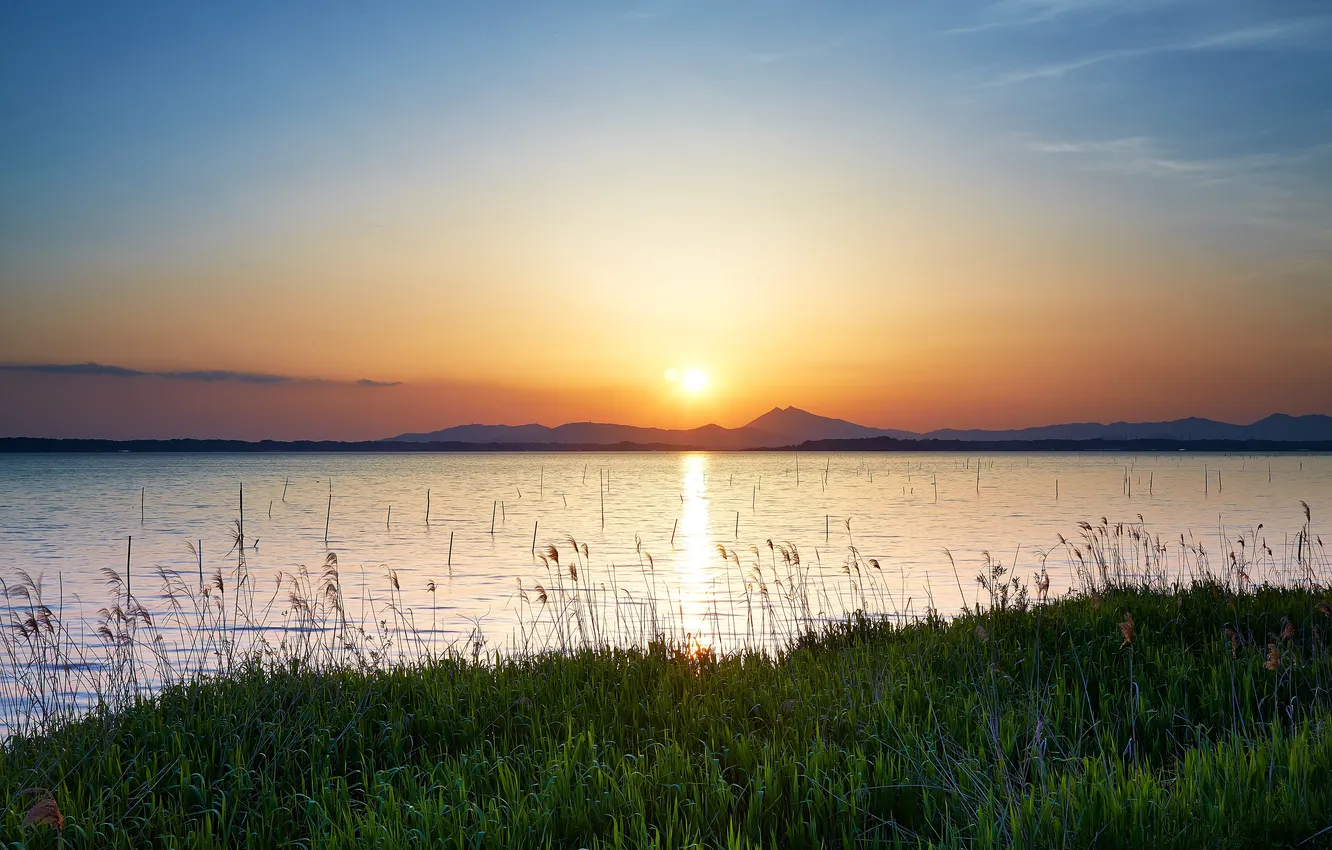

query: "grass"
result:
(4, 580), (1332, 848)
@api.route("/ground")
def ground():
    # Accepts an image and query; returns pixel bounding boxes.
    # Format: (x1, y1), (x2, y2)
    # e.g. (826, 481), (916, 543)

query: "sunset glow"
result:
(0, 3), (1329, 440)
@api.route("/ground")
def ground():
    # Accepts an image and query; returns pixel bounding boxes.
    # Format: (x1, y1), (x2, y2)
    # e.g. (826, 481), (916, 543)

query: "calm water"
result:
(1, 451), (1328, 651)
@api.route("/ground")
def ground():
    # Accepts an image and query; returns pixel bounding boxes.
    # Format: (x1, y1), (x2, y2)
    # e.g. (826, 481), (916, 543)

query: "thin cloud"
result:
(945, 0), (1182, 35)
(984, 16), (1331, 86)
(1019, 135), (1332, 241)
(0, 362), (400, 387)
(984, 47), (1148, 86)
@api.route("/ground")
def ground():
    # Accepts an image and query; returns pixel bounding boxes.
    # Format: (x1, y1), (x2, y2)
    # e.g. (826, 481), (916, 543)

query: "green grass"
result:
(5, 582), (1332, 848)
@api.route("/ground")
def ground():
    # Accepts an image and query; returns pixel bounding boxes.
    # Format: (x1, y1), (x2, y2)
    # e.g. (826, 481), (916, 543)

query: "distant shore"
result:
(3, 436), (1332, 453)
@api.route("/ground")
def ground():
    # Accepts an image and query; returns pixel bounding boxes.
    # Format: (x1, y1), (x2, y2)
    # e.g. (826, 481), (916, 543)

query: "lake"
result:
(2, 450), (1328, 636)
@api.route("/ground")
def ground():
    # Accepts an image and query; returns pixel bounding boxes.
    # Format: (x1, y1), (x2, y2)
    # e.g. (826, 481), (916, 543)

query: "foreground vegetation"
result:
(5, 579), (1332, 848)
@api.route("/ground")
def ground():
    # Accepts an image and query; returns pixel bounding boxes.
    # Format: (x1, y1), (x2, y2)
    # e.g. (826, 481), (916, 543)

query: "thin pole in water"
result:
(282, 476), (289, 502)
(600, 476), (605, 529)
(540, 466), (544, 499)
(490, 501), (496, 535)
(752, 486), (756, 513)
(735, 511), (739, 540)
(671, 518), (678, 547)
(268, 500), (272, 519)
(197, 539), (203, 587)
(1204, 464), (1208, 496)
(140, 487), (145, 524)
(933, 474), (938, 504)
(426, 489), (431, 525)
(531, 520), (538, 555)
(825, 514), (829, 543)
(387, 505), (392, 530)
(125, 535), (132, 600)
(501, 500), (506, 522)
(239, 483), (244, 547)
(448, 531), (454, 571)
(324, 491), (332, 545)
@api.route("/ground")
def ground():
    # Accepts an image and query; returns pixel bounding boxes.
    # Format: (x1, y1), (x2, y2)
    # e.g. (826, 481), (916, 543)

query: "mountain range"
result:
(392, 408), (1332, 448)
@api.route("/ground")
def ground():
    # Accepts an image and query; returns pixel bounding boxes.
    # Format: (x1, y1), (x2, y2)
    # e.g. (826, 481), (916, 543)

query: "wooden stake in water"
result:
(501, 500), (506, 522)
(540, 466), (544, 499)
(933, 473), (938, 504)
(125, 535), (132, 600)
(1205, 464), (1209, 496)
(387, 505), (392, 530)
(825, 514), (829, 542)
(531, 520), (538, 555)
(490, 501), (496, 535)
(600, 478), (605, 529)
(140, 487), (145, 524)
(1055, 479), (1059, 500)
(671, 518), (678, 547)
(426, 489), (431, 525)
(735, 511), (739, 540)
(197, 539), (203, 587)
(324, 491), (332, 545)
(448, 531), (454, 570)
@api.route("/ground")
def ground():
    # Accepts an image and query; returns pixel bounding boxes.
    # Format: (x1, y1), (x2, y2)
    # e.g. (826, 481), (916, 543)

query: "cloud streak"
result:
(982, 16), (1332, 86)
(0, 362), (401, 387)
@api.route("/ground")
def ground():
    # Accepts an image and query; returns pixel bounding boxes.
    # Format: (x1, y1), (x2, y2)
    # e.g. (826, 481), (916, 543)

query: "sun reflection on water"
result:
(676, 453), (717, 641)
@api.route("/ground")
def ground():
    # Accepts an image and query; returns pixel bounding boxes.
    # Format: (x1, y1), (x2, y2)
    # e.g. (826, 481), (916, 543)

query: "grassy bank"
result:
(4, 582), (1332, 848)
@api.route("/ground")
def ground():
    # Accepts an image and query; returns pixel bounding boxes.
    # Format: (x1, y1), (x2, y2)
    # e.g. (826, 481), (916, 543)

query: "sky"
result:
(2, 0), (1330, 439)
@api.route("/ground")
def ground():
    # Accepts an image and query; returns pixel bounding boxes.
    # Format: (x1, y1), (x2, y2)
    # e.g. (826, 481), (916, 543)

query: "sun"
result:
(682, 369), (708, 393)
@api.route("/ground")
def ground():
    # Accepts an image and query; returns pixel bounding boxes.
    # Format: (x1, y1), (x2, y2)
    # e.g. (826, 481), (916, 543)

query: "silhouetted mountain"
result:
(924, 414), (1332, 442)
(392, 421), (789, 449)
(391, 410), (1332, 448)
(743, 406), (918, 442)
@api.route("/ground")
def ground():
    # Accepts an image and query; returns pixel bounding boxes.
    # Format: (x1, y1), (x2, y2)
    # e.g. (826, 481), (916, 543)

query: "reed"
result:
(2, 486), (1330, 848)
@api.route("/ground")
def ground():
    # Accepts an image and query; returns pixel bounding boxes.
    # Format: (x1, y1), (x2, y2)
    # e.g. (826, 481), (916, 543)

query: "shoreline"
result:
(5, 582), (1332, 847)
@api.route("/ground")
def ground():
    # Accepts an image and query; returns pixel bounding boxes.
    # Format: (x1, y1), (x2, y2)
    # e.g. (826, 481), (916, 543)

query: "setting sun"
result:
(682, 369), (708, 393)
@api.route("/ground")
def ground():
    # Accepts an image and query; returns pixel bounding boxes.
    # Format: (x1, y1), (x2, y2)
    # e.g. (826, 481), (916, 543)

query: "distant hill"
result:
(923, 414), (1332, 442)
(392, 409), (1332, 448)
(392, 421), (790, 449)
(744, 406), (918, 442)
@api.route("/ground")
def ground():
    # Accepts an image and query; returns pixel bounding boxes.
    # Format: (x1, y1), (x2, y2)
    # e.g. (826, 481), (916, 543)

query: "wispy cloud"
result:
(984, 47), (1149, 85)
(983, 16), (1332, 86)
(1022, 136), (1332, 184)
(1020, 135), (1332, 241)
(0, 362), (401, 387)
(741, 33), (858, 66)
(946, 0), (1183, 35)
